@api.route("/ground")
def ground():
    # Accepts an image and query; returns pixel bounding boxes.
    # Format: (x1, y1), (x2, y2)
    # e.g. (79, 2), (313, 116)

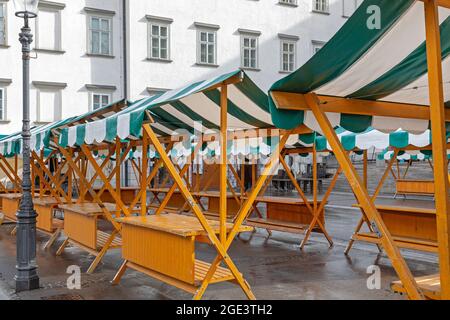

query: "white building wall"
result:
(126, 0), (357, 98)
(0, 0), (124, 134)
(0, 0), (361, 135)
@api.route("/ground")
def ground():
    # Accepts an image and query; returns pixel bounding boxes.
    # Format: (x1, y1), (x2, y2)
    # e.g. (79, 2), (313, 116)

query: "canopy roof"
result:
(269, 0), (450, 134)
(313, 127), (433, 152)
(59, 70), (275, 148)
(0, 99), (128, 157)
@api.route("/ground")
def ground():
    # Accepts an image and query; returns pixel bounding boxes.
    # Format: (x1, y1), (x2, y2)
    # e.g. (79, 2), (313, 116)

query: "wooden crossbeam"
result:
(270, 91), (450, 122)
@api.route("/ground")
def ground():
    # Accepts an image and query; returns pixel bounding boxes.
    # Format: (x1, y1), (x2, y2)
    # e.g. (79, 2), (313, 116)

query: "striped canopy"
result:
(313, 127), (433, 152)
(0, 99), (129, 157)
(269, 0), (450, 134)
(58, 70), (275, 148)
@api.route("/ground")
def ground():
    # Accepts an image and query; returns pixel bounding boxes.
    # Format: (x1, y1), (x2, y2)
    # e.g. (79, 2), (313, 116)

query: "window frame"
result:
(88, 14), (113, 56)
(312, 40), (325, 55)
(279, 0), (298, 6)
(36, 89), (62, 124)
(280, 39), (297, 73)
(240, 33), (260, 70)
(0, 1), (7, 46)
(312, 0), (330, 14)
(35, 6), (63, 52)
(91, 92), (111, 111)
(148, 21), (171, 61)
(342, 0), (358, 18)
(0, 87), (5, 121)
(196, 28), (217, 66)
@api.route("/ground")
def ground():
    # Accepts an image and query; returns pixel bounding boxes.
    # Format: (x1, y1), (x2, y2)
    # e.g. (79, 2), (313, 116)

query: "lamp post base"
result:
(15, 274), (40, 292)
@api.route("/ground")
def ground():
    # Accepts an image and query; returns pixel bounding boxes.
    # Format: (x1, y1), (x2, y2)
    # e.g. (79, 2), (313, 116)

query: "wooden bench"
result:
(34, 197), (67, 249)
(85, 187), (139, 205)
(191, 191), (241, 218)
(391, 274), (441, 300)
(351, 198), (438, 253)
(395, 179), (435, 197)
(246, 196), (325, 234)
(57, 202), (122, 273)
(148, 187), (189, 212)
(112, 213), (253, 296)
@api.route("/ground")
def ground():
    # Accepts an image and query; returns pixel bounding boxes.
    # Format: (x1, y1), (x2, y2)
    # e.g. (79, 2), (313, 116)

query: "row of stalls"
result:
(0, 0), (449, 300)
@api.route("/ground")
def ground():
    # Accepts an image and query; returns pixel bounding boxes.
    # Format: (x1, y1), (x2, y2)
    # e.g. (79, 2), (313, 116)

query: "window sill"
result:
(279, 70), (293, 74)
(146, 57), (173, 63)
(86, 53), (115, 59)
(33, 121), (53, 126)
(240, 67), (261, 72)
(312, 10), (330, 15)
(34, 48), (66, 55)
(0, 120), (11, 124)
(278, 2), (298, 8)
(0, 44), (10, 49)
(195, 62), (219, 68)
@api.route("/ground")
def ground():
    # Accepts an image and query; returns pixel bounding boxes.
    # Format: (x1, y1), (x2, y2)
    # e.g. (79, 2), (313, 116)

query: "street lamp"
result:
(13, 0), (39, 292)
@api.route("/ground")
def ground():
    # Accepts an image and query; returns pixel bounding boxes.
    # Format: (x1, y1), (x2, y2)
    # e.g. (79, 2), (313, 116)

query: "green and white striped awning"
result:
(313, 127), (434, 152)
(0, 119), (73, 157)
(269, 0), (450, 134)
(59, 70), (276, 147)
(0, 99), (129, 157)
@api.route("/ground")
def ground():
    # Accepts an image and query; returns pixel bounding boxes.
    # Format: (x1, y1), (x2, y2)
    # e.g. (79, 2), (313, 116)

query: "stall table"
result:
(352, 198), (438, 252)
(57, 202), (121, 273)
(112, 213), (253, 296)
(395, 179), (435, 197)
(246, 196), (325, 234)
(34, 197), (67, 249)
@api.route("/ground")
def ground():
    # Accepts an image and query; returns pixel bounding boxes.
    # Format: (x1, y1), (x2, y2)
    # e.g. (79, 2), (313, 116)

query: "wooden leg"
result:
(10, 226), (17, 236)
(43, 228), (61, 250)
(56, 238), (69, 256)
(344, 217), (364, 255)
(307, 93), (423, 300)
(87, 231), (118, 274)
(111, 260), (128, 285)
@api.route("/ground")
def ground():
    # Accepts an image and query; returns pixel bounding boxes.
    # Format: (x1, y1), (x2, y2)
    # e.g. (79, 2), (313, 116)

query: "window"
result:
(197, 29), (217, 65)
(36, 5), (63, 51)
(240, 32), (259, 70)
(280, 40), (296, 73)
(312, 41), (325, 55)
(146, 16), (173, 61)
(89, 16), (112, 55)
(149, 23), (169, 60)
(279, 0), (297, 5)
(313, 0), (329, 13)
(0, 88), (5, 120)
(343, 0), (358, 17)
(33, 81), (66, 123)
(0, 2), (6, 46)
(92, 93), (110, 110)
(37, 89), (62, 123)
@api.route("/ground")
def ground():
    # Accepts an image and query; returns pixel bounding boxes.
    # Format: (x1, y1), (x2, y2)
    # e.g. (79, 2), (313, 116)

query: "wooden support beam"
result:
(306, 93), (423, 300)
(424, 0), (450, 299)
(270, 91), (450, 122)
(220, 84), (228, 244)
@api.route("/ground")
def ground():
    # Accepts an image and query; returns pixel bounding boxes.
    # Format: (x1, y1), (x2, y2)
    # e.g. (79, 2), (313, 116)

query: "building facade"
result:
(0, 0), (361, 134)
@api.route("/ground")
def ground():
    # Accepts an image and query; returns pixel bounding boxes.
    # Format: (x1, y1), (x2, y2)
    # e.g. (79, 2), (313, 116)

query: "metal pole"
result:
(15, 14), (39, 292)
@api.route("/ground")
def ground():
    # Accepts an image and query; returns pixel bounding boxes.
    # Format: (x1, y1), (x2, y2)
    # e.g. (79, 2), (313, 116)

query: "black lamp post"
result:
(13, 0), (40, 292)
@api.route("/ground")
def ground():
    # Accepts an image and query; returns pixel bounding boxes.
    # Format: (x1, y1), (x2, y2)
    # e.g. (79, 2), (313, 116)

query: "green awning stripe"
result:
(203, 89), (271, 128)
(340, 114), (373, 133)
(234, 77), (270, 112)
(270, 0), (414, 93)
(169, 101), (219, 130)
(76, 125), (86, 146)
(349, 16), (450, 100)
(150, 109), (193, 132)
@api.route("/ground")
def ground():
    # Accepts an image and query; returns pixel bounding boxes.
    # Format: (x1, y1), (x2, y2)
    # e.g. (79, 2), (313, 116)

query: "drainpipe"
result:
(122, 0), (129, 186)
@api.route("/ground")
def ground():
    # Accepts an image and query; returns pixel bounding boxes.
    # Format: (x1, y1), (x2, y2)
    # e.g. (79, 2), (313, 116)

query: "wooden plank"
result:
(392, 274), (441, 300)
(118, 213), (253, 237)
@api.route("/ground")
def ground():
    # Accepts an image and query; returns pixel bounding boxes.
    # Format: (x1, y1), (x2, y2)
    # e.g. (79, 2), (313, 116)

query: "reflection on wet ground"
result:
(0, 193), (439, 300)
